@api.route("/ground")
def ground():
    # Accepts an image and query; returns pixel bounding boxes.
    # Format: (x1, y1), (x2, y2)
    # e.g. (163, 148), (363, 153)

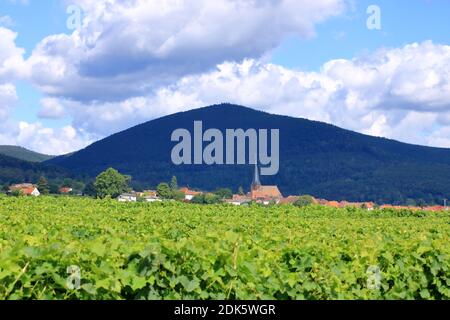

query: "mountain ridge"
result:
(47, 104), (450, 204)
(0, 145), (54, 163)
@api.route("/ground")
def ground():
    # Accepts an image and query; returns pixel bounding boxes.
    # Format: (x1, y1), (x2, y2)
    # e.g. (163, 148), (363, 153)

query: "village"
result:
(5, 164), (448, 213)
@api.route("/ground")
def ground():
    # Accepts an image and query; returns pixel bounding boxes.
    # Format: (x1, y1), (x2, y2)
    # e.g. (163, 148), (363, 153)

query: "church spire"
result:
(252, 161), (261, 190)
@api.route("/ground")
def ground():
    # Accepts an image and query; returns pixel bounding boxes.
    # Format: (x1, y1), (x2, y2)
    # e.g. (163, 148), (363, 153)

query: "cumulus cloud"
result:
(3, 1), (450, 154)
(0, 27), (27, 81)
(0, 83), (17, 119)
(0, 121), (93, 155)
(27, 0), (346, 101)
(45, 41), (450, 149)
(37, 98), (66, 119)
(0, 26), (89, 155)
(0, 27), (26, 146)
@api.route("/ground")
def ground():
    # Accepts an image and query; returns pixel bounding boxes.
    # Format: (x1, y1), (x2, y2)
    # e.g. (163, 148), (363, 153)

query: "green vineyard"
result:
(0, 195), (449, 300)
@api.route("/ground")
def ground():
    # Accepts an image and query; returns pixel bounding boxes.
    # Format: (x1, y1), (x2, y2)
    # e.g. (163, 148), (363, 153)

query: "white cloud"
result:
(38, 97), (66, 119)
(0, 121), (93, 155)
(0, 26), (89, 155)
(3, 2), (450, 154)
(27, 0), (346, 101)
(46, 41), (450, 149)
(0, 27), (27, 81)
(0, 83), (18, 121)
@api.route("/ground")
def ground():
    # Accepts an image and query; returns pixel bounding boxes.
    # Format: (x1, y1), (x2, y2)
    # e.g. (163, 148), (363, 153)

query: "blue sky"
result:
(1, 0), (450, 153)
(272, 0), (450, 69)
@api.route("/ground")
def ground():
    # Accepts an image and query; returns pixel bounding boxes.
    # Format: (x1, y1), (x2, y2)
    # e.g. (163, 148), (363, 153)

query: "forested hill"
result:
(0, 154), (68, 187)
(0, 145), (54, 162)
(47, 104), (450, 205)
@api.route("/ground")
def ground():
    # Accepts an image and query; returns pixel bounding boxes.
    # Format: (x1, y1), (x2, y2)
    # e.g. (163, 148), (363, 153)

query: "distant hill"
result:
(47, 104), (450, 205)
(0, 145), (54, 162)
(0, 153), (70, 187)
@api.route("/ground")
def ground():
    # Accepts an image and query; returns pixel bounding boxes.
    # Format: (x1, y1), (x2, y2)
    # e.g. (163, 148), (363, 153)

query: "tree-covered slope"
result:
(0, 145), (54, 162)
(0, 154), (69, 186)
(47, 104), (450, 204)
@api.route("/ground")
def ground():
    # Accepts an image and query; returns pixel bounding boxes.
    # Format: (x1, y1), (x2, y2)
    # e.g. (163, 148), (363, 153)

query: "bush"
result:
(94, 168), (130, 199)
(294, 195), (315, 207)
(191, 193), (221, 204)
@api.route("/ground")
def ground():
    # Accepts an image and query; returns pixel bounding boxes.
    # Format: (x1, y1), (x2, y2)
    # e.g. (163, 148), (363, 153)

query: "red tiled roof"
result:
(251, 186), (283, 200)
(180, 187), (202, 196)
(59, 187), (73, 194)
(10, 184), (37, 195)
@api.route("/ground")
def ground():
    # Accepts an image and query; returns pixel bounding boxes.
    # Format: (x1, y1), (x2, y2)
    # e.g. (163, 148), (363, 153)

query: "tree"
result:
(83, 181), (97, 197)
(10, 189), (23, 197)
(157, 183), (172, 199)
(37, 176), (50, 195)
(73, 181), (85, 193)
(191, 193), (221, 204)
(204, 193), (221, 204)
(172, 190), (185, 201)
(294, 195), (315, 207)
(238, 186), (245, 196)
(191, 194), (205, 204)
(94, 168), (130, 199)
(214, 188), (233, 199)
(49, 183), (60, 195)
(170, 176), (178, 191)
(62, 178), (74, 188)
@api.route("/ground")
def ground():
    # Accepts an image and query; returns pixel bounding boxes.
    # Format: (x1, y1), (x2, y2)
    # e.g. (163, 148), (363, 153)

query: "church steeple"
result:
(252, 161), (261, 191)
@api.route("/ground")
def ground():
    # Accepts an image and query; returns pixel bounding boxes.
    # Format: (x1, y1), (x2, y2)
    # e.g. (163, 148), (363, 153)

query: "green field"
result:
(0, 195), (449, 300)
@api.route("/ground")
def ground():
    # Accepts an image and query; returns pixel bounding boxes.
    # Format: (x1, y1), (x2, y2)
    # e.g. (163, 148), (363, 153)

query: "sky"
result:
(0, 0), (450, 155)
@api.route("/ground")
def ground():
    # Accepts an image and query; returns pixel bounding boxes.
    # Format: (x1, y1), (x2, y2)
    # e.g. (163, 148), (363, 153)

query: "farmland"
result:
(0, 195), (449, 300)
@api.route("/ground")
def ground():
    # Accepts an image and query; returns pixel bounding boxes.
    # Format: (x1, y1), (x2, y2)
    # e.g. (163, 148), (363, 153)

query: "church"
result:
(249, 163), (283, 204)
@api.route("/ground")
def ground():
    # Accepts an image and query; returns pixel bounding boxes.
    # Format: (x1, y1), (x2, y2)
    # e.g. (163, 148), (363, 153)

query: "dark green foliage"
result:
(156, 183), (172, 199)
(83, 181), (97, 197)
(157, 177), (185, 201)
(49, 183), (60, 195)
(191, 193), (221, 204)
(0, 154), (70, 187)
(294, 195), (315, 207)
(37, 176), (50, 195)
(94, 168), (130, 199)
(214, 188), (233, 199)
(170, 176), (178, 191)
(9, 189), (23, 197)
(172, 190), (185, 201)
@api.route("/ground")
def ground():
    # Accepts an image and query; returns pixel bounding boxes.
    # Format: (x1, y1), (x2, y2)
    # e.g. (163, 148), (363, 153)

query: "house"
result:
(225, 194), (252, 206)
(248, 164), (283, 204)
(59, 187), (73, 194)
(118, 193), (137, 202)
(9, 184), (40, 197)
(143, 190), (158, 197)
(361, 202), (375, 210)
(144, 195), (162, 202)
(179, 187), (202, 201)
